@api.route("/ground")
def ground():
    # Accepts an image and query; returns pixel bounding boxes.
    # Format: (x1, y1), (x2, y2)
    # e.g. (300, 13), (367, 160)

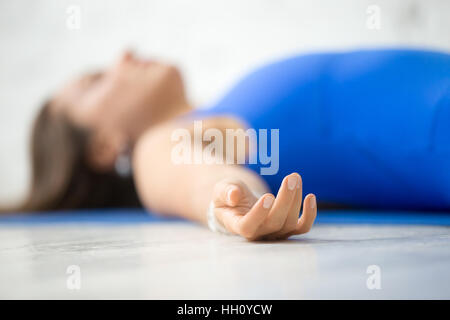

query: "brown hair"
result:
(18, 101), (141, 212)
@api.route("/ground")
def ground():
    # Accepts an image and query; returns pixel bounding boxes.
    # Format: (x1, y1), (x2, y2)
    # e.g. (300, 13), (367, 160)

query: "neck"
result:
(130, 101), (195, 145)
(174, 101), (194, 117)
(160, 100), (194, 124)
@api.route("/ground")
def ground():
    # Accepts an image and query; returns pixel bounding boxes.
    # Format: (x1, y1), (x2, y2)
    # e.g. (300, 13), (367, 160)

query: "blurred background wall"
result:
(0, 0), (449, 206)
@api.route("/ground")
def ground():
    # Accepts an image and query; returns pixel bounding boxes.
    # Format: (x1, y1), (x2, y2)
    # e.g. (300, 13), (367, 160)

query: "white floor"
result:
(0, 222), (449, 299)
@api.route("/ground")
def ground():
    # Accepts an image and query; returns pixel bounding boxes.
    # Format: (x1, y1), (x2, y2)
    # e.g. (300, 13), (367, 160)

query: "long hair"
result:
(3, 101), (141, 213)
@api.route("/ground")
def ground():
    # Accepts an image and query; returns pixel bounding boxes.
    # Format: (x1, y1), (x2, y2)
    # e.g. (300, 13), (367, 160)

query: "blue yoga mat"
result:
(0, 209), (449, 226)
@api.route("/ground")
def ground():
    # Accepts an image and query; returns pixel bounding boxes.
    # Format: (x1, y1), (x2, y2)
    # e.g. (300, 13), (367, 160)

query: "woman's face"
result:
(52, 51), (188, 143)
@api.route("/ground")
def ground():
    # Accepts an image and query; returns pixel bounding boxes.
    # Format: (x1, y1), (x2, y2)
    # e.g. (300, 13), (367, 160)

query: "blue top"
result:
(191, 49), (450, 210)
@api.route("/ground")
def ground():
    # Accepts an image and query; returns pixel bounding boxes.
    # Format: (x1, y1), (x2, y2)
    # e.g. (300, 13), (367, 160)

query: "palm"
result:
(214, 183), (257, 215)
(211, 173), (317, 241)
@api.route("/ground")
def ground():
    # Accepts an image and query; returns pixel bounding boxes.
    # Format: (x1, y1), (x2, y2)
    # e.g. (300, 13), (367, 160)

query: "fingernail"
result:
(287, 176), (297, 190)
(296, 178), (301, 189)
(310, 195), (316, 209)
(263, 196), (274, 209)
(227, 188), (234, 203)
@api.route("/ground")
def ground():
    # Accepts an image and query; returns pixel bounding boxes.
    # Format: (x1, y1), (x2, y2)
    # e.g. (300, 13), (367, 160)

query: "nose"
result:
(117, 50), (156, 68)
(119, 50), (134, 63)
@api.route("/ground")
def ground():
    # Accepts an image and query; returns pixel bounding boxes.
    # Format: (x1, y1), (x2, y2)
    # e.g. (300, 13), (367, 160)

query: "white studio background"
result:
(0, 0), (449, 206)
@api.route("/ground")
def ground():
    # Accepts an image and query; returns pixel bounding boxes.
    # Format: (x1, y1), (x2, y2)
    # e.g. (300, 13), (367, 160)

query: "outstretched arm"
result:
(132, 117), (316, 240)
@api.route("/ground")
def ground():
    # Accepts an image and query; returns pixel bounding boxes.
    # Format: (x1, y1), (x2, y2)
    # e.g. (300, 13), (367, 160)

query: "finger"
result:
(213, 180), (243, 207)
(216, 194), (275, 239)
(290, 193), (317, 236)
(260, 173), (300, 233)
(267, 175), (302, 238)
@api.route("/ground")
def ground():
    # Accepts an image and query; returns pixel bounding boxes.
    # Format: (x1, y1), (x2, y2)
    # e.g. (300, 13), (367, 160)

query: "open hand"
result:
(211, 173), (317, 240)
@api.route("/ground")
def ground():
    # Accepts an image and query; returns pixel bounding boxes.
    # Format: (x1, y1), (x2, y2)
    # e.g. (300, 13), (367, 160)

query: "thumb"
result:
(213, 180), (243, 207)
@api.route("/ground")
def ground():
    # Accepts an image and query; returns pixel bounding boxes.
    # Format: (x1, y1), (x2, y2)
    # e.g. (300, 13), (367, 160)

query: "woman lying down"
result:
(11, 48), (450, 240)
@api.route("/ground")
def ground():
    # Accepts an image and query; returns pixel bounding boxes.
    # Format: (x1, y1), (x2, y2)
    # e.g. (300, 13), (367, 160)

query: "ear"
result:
(86, 129), (126, 172)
